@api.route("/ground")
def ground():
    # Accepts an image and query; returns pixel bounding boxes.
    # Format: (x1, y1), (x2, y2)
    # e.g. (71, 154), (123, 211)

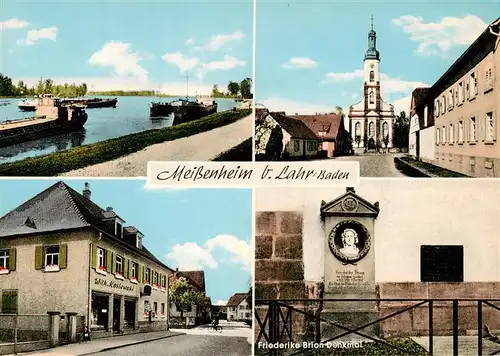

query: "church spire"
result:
(364, 15), (380, 61)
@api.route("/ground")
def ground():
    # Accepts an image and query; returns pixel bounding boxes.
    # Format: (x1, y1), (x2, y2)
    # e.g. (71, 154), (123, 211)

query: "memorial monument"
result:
(320, 187), (380, 341)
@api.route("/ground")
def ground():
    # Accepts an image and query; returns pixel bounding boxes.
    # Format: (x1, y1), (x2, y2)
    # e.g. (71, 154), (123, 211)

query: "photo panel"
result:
(0, 178), (253, 355)
(254, 0), (500, 179)
(0, 0), (254, 178)
(254, 179), (500, 355)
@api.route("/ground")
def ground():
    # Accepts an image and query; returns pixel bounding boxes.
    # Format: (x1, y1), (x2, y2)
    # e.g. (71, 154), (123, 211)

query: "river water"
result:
(0, 96), (237, 164)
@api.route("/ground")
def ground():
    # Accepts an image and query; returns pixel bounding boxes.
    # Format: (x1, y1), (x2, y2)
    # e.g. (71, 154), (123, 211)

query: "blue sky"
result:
(0, 0), (252, 95)
(256, 0), (500, 115)
(0, 179), (252, 305)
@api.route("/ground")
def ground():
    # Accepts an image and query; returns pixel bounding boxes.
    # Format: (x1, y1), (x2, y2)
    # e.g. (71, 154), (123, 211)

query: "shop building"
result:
(0, 181), (174, 337)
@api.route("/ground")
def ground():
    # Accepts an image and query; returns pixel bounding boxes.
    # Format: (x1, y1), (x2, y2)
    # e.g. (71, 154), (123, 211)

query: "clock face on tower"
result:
(370, 64), (374, 68)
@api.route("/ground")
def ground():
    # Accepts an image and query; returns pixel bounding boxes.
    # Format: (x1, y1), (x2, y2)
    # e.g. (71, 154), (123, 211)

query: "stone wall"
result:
(379, 282), (500, 338)
(255, 211), (316, 343)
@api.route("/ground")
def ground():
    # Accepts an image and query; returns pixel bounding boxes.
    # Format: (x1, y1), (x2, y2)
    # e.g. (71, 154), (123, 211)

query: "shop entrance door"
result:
(112, 297), (121, 333)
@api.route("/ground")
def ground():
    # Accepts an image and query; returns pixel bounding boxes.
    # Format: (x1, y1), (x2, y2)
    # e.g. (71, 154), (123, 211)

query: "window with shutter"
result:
(0, 249), (10, 273)
(1, 290), (18, 314)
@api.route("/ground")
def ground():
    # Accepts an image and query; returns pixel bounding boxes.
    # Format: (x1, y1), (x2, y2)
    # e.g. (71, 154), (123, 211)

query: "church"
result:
(348, 18), (396, 153)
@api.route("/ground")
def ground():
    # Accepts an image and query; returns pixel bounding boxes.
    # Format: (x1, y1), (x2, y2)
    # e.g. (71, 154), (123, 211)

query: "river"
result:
(0, 96), (238, 164)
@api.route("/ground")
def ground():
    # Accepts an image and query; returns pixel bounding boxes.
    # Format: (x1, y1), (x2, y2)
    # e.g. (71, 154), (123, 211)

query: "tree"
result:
(355, 135), (361, 148)
(211, 84), (222, 97)
(335, 106), (343, 115)
(392, 111), (410, 149)
(169, 277), (207, 324)
(265, 125), (284, 160)
(382, 134), (390, 153)
(239, 77), (252, 99)
(227, 81), (240, 96)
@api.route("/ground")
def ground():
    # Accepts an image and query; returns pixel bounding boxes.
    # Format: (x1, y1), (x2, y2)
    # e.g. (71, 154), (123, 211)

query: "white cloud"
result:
(322, 69), (427, 102)
(214, 300), (228, 306)
(391, 94), (412, 116)
(281, 57), (318, 69)
(88, 41), (148, 81)
(17, 26), (58, 46)
(165, 234), (251, 271)
(392, 15), (487, 57)
(193, 31), (245, 51)
(259, 96), (338, 115)
(197, 55), (246, 79)
(323, 69), (364, 82)
(185, 38), (195, 46)
(161, 51), (199, 73)
(0, 18), (28, 30)
(167, 242), (218, 270)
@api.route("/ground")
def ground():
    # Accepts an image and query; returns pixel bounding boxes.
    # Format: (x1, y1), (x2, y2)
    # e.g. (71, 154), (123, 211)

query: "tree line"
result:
(0, 74), (88, 98)
(211, 77), (253, 99)
(87, 90), (175, 97)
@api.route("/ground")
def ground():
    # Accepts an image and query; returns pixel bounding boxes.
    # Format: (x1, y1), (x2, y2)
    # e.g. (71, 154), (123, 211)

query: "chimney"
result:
(83, 182), (91, 200)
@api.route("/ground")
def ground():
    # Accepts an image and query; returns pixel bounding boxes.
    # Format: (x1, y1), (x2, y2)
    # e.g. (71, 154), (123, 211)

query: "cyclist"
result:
(211, 313), (220, 328)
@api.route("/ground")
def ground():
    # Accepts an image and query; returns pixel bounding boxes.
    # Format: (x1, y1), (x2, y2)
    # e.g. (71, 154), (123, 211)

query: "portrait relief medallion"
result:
(341, 197), (358, 212)
(328, 220), (371, 263)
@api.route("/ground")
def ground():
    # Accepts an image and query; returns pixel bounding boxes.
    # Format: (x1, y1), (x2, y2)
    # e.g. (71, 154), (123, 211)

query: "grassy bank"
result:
(396, 156), (468, 178)
(212, 137), (253, 161)
(0, 109), (251, 176)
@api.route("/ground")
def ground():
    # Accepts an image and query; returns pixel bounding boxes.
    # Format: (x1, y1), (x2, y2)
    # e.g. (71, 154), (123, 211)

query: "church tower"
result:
(363, 16), (381, 113)
(348, 16), (395, 153)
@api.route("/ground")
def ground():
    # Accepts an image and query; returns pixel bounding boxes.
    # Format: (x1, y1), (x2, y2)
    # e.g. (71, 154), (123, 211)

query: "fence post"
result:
(47, 311), (61, 347)
(66, 312), (78, 343)
(14, 313), (18, 355)
(428, 301), (433, 356)
(268, 301), (277, 356)
(477, 301), (482, 356)
(452, 300), (458, 356)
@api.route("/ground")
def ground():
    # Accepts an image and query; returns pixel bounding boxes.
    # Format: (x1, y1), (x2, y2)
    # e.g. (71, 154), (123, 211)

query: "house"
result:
(254, 109), (319, 160)
(168, 269), (210, 327)
(291, 114), (351, 157)
(409, 17), (500, 177)
(408, 87), (434, 162)
(0, 181), (174, 338)
(226, 292), (251, 322)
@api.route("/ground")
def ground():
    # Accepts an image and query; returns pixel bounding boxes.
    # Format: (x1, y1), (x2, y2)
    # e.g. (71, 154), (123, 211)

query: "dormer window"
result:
(136, 233), (143, 249)
(115, 219), (124, 238)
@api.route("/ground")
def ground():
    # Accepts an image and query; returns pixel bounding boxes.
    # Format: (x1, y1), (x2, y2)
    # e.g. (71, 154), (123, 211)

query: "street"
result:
(93, 334), (251, 356)
(335, 153), (406, 177)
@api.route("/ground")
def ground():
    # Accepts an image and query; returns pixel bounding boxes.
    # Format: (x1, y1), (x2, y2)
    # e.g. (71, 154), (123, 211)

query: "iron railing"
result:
(254, 298), (500, 356)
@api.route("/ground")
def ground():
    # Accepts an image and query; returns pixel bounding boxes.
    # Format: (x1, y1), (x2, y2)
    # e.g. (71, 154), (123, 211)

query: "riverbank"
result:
(61, 114), (252, 177)
(0, 109), (251, 176)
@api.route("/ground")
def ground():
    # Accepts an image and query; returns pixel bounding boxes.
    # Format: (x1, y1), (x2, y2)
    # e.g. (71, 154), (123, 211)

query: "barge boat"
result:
(17, 97), (118, 111)
(172, 95), (217, 124)
(1, 95), (88, 148)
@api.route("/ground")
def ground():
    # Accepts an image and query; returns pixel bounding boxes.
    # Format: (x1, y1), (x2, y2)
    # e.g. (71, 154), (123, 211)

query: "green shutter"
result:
(91, 244), (97, 269)
(111, 252), (116, 274)
(35, 246), (43, 270)
(59, 244), (68, 269)
(139, 264), (143, 282)
(151, 269), (155, 284)
(8, 248), (16, 271)
(106, 250), (112, 273)
(123, 258), (128, 278)
(128, 260), (132, 279)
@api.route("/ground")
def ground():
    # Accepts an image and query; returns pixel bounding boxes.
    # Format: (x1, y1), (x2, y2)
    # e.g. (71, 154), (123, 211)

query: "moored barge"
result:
(17, 97), (117, 111)
(1, 95), (88, 148)
(172, 95), (217, 125)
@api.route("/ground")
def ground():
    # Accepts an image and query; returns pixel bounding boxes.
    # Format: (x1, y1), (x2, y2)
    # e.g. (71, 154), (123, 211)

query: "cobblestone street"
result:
(334, 153), (406, 177)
